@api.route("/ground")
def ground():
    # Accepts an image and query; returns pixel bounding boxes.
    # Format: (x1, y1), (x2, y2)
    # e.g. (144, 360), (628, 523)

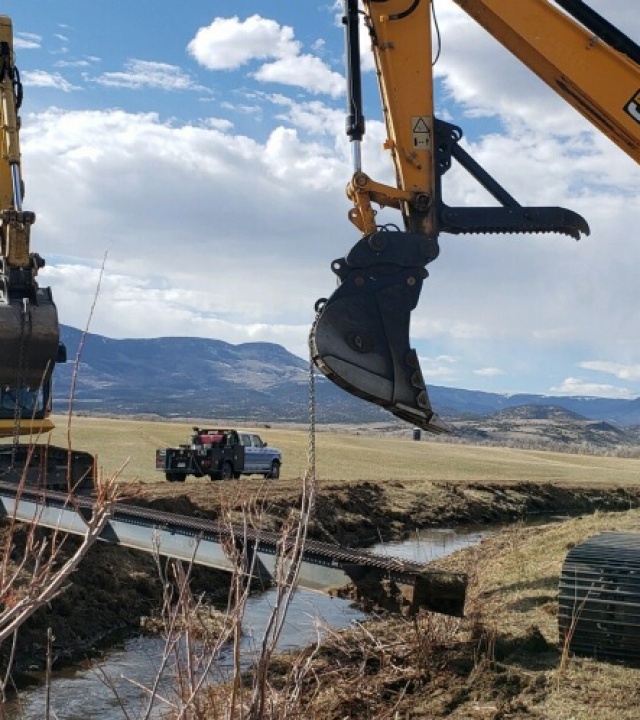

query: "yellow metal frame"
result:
(0, 15), (31, 268)
(453, 0), (640, 163)
(351, 0), (639, 237)
(0, 418), (55, 439)
(0, 16), (21, 208)
(351, 0), (438, 235)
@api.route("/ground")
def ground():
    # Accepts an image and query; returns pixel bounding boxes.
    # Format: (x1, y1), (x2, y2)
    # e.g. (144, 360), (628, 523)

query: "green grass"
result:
(45, 414), (640, 487)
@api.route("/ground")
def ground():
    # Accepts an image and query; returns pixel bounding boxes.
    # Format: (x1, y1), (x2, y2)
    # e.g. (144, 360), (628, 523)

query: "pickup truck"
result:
(155, 427), (282, 482)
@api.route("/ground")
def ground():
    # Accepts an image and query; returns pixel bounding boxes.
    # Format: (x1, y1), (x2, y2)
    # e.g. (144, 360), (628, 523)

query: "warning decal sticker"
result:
(624, 89), (640, 124)
(412, 116), (431, 149)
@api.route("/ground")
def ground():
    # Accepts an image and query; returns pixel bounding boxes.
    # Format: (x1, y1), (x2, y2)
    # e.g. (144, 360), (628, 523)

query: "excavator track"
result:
(558, 532), (640, 661)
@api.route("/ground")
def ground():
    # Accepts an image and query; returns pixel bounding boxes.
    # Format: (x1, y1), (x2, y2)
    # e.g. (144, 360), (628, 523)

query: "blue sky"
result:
(3, 1), (640, 400)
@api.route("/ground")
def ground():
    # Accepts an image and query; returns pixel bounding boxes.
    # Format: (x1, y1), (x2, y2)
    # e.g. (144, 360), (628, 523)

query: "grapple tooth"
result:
(438, 205), (590, 241)
(0, 289), (60, 387)
(310, 260), (450, 435)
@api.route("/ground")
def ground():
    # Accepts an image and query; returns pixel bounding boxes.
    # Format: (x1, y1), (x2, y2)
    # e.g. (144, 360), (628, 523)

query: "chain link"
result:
(306, 307), (323, 501)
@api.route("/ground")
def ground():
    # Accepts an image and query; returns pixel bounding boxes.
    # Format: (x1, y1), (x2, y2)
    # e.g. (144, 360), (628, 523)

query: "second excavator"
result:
(310, 0), (640, 661)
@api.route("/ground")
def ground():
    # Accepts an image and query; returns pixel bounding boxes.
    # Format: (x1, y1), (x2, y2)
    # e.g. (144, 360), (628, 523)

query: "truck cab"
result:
(236, 431), (280, 475)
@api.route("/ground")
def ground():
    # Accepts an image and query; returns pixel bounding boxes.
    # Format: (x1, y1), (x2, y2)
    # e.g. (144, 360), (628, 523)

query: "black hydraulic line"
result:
(389, 0), (421, 22)
(343, 0), (365, 143)
(554, 0), (640, 67)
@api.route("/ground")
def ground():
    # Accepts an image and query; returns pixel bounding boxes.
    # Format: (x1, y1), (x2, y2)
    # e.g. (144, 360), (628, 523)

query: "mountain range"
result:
(53, 325), (640, 430)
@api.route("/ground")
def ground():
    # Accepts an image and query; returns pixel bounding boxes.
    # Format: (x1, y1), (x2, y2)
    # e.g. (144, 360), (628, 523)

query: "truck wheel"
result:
(221, 462), (234, 480)
(165, 472), (185, 483)
(265, 461), (280, 480)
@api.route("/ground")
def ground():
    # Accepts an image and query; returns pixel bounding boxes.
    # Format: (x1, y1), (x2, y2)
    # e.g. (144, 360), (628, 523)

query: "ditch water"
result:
(3, 526), (489, 719)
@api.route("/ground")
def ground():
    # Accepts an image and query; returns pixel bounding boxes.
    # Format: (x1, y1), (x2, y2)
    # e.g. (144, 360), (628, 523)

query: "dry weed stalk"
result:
(274, 611), (462, 719)
(103, 453), (319, 719)
(412, 610), (462, 674)
(245, 456), (317, 720)
(0, 469), (121, 702)
(97, 360), (322, 718)
(558, 574), (591, 677)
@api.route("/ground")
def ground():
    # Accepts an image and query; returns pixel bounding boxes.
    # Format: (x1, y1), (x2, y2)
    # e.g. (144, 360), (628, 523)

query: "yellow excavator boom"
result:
(452, 0), (640, 164)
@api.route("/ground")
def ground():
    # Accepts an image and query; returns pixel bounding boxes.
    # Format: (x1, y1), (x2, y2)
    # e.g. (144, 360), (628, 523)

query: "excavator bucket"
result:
(310, 230), (450, 434)
(0, 287), (60, 388)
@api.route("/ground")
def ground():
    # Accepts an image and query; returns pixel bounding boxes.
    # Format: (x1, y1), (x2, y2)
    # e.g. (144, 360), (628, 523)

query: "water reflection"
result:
(3, 590), (366, 720)
(371, 527), (489, 563)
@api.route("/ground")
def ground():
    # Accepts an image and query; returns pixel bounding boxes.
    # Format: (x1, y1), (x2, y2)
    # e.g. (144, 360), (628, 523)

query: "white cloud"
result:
(474, 367), (504, 377)
(55, 59), (96, 69)
(418, 354), (459, 379)
(549, 377), (635, 400)
(578, 361), (640, 382)
(41, 263), (313, 357)
(188, 15), (299, 70)
(270, 96), (344, 138)
(204, 117), (234, 132)
(255, 55), (343, 97)
(22, 107), (351, 359)
(15, 32), (41, 50)
(188, 15), (343, 97)
(22, 70), (80, 92)
(94, 60), (202, 91)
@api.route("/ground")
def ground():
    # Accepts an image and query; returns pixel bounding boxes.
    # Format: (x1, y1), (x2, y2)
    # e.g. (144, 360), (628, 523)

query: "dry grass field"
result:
(47, 414), (640, 489)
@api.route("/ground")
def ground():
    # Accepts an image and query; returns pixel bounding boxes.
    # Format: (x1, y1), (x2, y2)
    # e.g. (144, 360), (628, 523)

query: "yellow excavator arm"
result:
(0, 15), (62, 439)
(453, 0), (640, 164)
(310, 0), (639, 431)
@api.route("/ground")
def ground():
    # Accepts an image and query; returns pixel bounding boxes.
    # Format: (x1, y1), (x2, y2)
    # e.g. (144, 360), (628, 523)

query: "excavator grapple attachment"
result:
(0, 288), (60, 387)
(310, 230), (450, 434)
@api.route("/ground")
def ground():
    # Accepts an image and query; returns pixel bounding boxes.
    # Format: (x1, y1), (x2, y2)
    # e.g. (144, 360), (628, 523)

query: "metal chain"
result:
(307, 351), (316, 486)
(306, 307), (322, 499)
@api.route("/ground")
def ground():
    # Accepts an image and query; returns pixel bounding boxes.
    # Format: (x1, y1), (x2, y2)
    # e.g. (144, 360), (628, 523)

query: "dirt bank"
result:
(134, 478), (640, 547)
(246, 507), (640, 719)
(1, 528), (230, 680)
